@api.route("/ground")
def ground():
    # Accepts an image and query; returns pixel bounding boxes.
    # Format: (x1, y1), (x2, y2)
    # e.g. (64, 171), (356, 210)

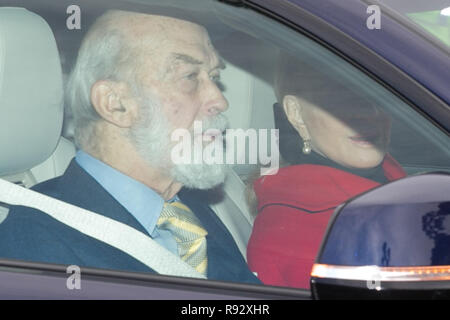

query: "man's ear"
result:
(90, 80), (138, 128)
(282, 95), (310, 140)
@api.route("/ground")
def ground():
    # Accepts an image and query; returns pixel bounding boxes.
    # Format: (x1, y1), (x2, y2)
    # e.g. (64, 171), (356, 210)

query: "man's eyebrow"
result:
(170, 53), (203, 65)
(169, 52), (226, 70)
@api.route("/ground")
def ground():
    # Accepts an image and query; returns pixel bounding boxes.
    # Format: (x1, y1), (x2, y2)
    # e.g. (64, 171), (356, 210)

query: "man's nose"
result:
(205, 85), (229, 117)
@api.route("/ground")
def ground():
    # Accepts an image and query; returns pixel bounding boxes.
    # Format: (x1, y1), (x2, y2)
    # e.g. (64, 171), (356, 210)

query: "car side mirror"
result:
(310, 173), (450, 299)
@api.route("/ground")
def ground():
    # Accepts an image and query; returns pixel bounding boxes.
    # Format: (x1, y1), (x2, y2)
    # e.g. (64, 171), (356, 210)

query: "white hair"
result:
(127, 90), (170, 168)
(66, 11), (141, 150)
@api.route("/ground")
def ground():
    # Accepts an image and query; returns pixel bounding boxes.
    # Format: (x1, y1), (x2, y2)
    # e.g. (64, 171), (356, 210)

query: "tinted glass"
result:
(378, 0), (450, 48)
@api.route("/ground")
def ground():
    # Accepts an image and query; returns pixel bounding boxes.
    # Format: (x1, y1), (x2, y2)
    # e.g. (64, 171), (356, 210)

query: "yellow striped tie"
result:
(157, 201), (208, 276)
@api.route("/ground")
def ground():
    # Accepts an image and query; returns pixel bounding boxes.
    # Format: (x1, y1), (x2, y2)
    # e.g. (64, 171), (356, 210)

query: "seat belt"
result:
(0, 178), (206, 280)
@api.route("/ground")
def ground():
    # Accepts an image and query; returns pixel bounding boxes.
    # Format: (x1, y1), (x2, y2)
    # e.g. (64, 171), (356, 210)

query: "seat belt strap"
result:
(0, 178), (206, 279)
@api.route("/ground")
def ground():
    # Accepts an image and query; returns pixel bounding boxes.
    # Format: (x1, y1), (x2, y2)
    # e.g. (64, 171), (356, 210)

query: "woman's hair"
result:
(274, 52), (374, 164)
(273, 53), (331, 165)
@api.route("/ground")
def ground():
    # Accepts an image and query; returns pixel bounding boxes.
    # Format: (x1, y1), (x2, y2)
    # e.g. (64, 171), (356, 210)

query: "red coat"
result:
(247, 155), (406, 289)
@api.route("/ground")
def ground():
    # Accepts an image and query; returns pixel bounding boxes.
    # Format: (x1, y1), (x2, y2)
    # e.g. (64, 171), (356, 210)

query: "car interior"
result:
(0, 5), (279, 261)
(0, 7), (76, 225)
(1, 0), (450, 274)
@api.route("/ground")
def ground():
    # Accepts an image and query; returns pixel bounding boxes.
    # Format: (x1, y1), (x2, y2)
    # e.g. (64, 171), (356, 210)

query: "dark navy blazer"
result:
(0, 160), (260, 284)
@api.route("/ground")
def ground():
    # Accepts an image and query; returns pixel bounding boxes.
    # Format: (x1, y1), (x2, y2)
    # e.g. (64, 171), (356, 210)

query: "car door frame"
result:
(0, 259), (309, 299)
(245, 0), (450, 132)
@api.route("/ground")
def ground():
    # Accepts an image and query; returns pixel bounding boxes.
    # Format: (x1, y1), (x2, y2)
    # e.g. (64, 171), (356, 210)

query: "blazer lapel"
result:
(55, 159), (149, 236)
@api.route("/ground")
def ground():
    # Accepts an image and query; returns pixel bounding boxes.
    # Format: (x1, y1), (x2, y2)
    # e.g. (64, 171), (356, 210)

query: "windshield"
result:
(378, 0), (450, 48)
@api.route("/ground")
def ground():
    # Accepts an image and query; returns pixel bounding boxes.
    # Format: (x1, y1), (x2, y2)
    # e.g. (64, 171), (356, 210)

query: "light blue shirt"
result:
(75, 150), (178, 255)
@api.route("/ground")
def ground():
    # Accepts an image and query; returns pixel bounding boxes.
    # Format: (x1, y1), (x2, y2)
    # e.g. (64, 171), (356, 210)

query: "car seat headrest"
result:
(0, 7), (63, 176)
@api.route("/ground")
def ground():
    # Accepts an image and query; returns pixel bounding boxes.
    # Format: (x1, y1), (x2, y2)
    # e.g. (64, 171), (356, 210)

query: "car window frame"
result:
(369, 0), (450, 53)
(246, 0), (450, 133)
(0, 258), (310, 299)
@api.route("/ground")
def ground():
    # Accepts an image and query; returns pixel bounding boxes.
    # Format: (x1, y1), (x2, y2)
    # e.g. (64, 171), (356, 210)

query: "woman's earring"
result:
(302, 139), (312, 154)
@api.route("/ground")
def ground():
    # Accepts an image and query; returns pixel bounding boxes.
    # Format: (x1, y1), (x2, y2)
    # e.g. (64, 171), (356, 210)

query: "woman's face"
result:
(285, 95), (391, 169)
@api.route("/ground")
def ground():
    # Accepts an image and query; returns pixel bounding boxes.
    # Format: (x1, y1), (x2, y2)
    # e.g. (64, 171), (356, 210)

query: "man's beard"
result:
(128, 96), (229, 190)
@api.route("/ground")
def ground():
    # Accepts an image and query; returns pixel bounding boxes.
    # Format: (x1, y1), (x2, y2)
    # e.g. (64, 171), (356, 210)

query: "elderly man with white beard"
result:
(0, 10), (260, 284)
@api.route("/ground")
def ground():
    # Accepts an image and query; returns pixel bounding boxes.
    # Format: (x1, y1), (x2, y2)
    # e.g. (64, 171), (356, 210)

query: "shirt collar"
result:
(75, 150), (164, 235)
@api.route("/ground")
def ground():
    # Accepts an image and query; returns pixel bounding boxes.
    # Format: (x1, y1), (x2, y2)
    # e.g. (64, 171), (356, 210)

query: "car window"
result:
(0, 0), (449, 294)
(225, 2), (450, 290)
(407, 9), (450, 47)
(378, 0), (450, 48)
